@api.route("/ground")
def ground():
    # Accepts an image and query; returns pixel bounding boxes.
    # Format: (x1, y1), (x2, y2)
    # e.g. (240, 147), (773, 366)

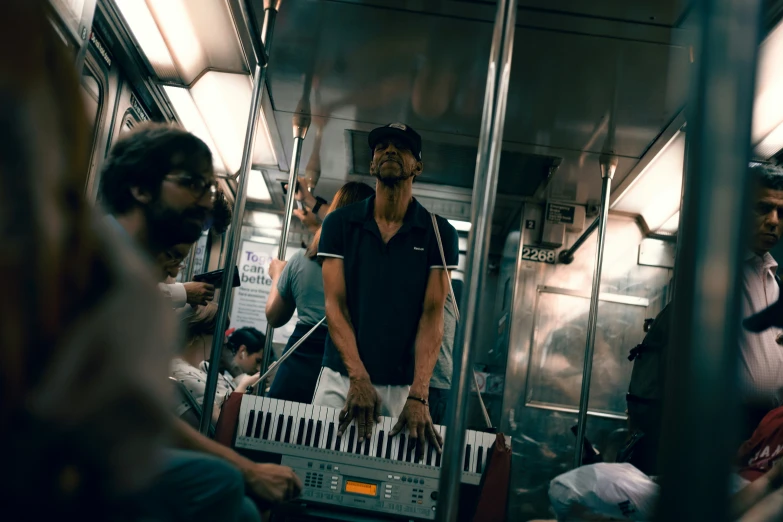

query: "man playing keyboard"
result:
(315, 123), (459, 460)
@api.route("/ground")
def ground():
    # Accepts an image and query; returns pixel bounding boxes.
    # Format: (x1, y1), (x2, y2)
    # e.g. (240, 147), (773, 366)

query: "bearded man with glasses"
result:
(99, 122), (302, 521)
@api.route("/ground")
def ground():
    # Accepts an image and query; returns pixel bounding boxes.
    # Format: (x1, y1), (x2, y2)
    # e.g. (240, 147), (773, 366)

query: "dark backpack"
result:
(618, 303), (673, 474)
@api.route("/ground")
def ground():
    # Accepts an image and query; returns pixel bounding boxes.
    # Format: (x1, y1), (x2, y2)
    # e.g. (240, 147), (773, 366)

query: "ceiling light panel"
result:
(753, 21), (783, 150)
(114, 0), (178, 81)
(147, 0), (247, 85)
(162, 85), (226, 174)
(146, 0), (203, 83)
(612, 131), (685, 232)
(248, 170), (272, 202)
(190, 71), (277, 174)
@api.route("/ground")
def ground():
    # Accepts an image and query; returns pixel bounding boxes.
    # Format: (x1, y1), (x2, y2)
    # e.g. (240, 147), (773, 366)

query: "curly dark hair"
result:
(210, 189), (232, 235)
(99, 122), (212, 215)
(750, 163), (783, 191)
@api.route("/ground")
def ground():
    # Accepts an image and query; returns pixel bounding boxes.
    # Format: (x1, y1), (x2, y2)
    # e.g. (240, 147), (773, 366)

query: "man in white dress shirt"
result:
(740, 164), (783, 438)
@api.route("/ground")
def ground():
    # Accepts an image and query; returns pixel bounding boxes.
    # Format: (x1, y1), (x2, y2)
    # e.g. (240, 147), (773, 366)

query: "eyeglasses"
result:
(165, 172), (217, 202)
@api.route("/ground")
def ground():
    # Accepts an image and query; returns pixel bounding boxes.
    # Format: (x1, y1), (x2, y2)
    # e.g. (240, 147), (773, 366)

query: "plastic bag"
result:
(549, 463), (657, 521)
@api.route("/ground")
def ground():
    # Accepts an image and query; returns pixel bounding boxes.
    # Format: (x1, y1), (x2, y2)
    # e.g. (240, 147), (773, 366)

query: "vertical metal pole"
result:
(259, 125), (309, 390)
(435, 0), (516, 520)
(573, 156), (616, 469)
(656, 0), (762, 519)
(199, 6), (278, 435)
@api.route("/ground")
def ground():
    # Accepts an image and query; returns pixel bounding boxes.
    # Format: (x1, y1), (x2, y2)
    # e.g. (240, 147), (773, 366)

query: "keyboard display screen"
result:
(344, 480), (378, 497)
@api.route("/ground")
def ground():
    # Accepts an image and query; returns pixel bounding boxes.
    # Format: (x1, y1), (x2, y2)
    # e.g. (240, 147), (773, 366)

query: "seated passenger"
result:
(2, 3), (174, 517)
(265, 181), (375, 403)
(219, 327), (266, 393)
(100, 122), (301, 513)
(157, 242), (215, 307)
(171, 305), (259, 424)
(315, 123), (458, 458)
(158, 191), (231, 308)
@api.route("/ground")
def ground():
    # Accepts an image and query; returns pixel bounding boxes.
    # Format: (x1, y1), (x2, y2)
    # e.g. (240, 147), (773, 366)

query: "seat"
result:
(169, 377), (215, 438)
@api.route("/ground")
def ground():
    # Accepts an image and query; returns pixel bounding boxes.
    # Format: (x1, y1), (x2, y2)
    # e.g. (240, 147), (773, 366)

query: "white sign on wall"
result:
(229, 240), (299, 344)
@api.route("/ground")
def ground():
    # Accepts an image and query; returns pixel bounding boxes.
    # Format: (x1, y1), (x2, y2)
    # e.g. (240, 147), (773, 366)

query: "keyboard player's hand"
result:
(391, 399), (443, 461)
(339, 375), (382, 440)
(244, 462), (303, 503)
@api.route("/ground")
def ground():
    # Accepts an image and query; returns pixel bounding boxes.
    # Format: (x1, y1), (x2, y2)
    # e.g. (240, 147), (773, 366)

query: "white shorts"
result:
(312, 367), (410, 418)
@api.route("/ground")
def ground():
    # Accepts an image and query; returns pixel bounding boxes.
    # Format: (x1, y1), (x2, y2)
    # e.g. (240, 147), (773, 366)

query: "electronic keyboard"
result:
(234, 395), (495, 520)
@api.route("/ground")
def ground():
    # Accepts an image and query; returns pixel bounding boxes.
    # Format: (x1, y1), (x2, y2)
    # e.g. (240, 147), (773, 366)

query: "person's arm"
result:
(159, 282), (188, 308)
(390, 270), (449, 459)
(172, 417), (302, 503)
(732, 460), (783, 519)
(293, 207), (321, 235)
(322, 258), (381, 440)
(266, 258), (296, 327)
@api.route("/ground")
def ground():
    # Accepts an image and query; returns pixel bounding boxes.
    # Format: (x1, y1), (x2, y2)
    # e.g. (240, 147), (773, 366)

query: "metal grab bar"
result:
(558, 217), (598, 264)
(199, 3), (279, 435)
(435, 0), (518, 519)
(573, 156), (616, 468)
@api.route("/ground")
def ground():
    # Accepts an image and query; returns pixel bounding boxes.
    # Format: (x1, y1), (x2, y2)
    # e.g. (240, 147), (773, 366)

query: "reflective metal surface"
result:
(199, 5), (278, 435)
(259, 132), (306, 389)
(436, 0), (518, 519)
(501, 211), (672, 519)
(574, 157), (616, 468)
(263, 0), (689, 213)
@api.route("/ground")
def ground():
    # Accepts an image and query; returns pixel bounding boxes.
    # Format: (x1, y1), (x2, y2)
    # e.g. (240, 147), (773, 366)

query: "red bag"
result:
(214, 391), (244, 446)
(471, 432), (512, 522)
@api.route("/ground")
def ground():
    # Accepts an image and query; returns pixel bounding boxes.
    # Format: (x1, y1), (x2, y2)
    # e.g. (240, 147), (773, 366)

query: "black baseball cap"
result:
(368, 123), (422, 160)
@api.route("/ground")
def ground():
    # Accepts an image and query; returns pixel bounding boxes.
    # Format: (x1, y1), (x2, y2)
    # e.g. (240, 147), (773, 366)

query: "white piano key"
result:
(238, 396), (249, 437)
(313, 405), (326, 448)
(377, 417), (389, 458)
(289, 403), (301, 444)
(303, 404), (314, 446)
(283, 401), (295, 442)
(468, 431), (477, 472)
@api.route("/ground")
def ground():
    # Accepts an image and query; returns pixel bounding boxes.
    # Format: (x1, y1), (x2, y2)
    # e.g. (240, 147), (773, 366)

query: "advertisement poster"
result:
(230, 240), (299, 344)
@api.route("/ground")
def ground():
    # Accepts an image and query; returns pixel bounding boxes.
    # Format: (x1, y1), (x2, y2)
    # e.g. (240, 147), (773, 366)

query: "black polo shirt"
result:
(317, 195), (459, 385)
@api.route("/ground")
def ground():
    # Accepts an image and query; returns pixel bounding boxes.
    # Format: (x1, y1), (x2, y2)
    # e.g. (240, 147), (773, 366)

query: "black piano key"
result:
(364, 436), (371, 456)
(245, 411), (255, 437)
(356, 439), (363, 455)
(397, 434), (406, 461)
(274, 414), (284, 441)
(335, 434), (342, 452)
(406, 439), (415, 462)
(476, 447), (484, 474)
(326, 423), (334, 450)
(313, 421), (322, 448)
(435, 448), (442, 467)
(427, 443), (435, 466)
(305, 419), (314, 447)
(284, 416), (294, 443)
(253, 410), (263, 438)
(296, 418), (305, 445)
(385, 433), (393, 459)
(262, 413), (272, 439)
(463, 444), (471, 472)
(347, 426), (356, 453)
(376, 431), (385, 458)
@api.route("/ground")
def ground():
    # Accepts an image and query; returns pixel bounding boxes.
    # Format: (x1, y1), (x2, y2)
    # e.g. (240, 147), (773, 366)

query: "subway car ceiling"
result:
(78, 0), (783, 256)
